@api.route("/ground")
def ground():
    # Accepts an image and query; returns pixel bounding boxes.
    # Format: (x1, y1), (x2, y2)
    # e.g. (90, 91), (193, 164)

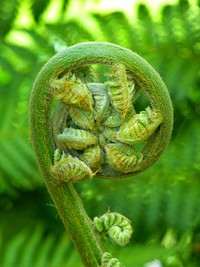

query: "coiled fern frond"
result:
(29, 42), (172, 266)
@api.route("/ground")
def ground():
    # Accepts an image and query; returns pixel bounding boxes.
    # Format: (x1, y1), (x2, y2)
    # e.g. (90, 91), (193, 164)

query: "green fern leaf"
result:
(0, 225), (82, 267)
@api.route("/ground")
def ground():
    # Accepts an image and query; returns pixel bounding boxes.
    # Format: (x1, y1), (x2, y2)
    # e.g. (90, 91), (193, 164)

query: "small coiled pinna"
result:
(101, 252), (122, 267)
(94, 212), (133, 247)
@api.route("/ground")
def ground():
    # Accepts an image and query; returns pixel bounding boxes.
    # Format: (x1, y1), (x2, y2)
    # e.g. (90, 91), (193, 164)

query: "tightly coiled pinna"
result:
(94, 212), (133, 247)
(101, 252), (122, 267)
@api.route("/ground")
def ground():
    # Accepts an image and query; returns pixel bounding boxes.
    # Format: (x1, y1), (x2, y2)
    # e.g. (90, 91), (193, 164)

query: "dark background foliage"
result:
(0, 0), (200, 266)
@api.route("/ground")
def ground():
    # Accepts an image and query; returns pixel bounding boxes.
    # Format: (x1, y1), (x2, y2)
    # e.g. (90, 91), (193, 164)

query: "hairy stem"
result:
(48, 182), (103, 266)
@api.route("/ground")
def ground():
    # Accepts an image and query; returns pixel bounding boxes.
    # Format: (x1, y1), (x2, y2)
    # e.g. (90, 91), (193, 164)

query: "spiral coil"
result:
(94, 212), (133, 247)
(101, 252), (122, 267)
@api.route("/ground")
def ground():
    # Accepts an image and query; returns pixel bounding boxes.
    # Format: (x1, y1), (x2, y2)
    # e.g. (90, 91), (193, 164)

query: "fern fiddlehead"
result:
(94, 212), (133, 247)
(101, 252), (122, 267)
(29, 42), (173, 266)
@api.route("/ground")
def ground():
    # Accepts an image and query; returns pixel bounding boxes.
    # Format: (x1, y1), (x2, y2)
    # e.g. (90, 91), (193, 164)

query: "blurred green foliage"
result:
(0, 0), (200, 266)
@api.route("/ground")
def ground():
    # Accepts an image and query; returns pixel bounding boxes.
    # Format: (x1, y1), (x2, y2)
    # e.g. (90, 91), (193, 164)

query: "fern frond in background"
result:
(0, 44), (43, 195)
(0, 225), (82, 267)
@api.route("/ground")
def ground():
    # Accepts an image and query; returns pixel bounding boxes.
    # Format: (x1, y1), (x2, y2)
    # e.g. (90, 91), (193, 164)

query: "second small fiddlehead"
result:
(101, 252), (122, 267)
(94, 212), (133, 247)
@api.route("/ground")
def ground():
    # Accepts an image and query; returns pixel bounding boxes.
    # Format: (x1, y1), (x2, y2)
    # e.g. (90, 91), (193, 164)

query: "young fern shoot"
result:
(29, 42), (173, 267)
(94, 212), (133, 247)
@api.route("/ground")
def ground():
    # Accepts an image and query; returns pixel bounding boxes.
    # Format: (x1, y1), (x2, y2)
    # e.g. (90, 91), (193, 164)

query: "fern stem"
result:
(48, 182), (103, 266)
